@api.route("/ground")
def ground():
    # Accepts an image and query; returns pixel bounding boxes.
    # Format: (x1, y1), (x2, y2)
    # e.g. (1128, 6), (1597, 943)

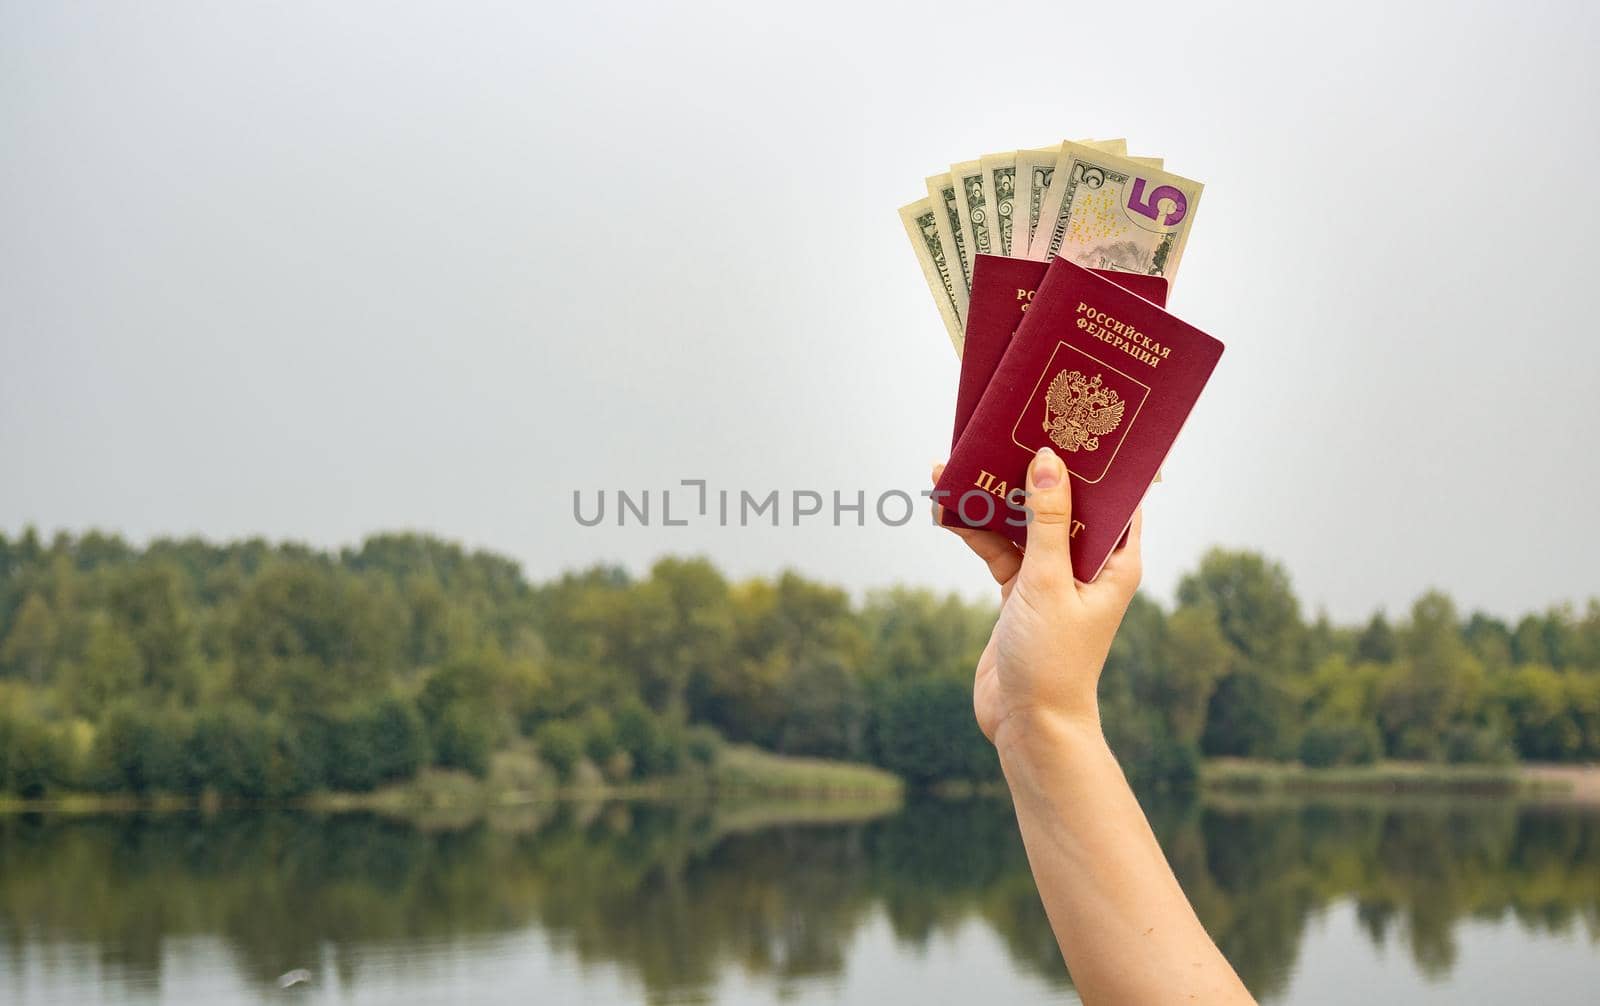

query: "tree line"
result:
(0, 528), (1597, 797)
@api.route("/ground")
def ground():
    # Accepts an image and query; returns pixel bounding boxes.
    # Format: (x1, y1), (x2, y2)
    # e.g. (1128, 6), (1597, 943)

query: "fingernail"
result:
(1032, 446), (1060, 488)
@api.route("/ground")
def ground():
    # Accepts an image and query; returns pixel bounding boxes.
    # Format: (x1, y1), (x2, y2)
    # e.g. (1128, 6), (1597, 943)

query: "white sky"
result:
(3, 1), (1597, 621)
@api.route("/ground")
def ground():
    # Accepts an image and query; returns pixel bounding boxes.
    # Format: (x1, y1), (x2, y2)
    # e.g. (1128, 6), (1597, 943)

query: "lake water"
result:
(1, 795), (1597, 1004)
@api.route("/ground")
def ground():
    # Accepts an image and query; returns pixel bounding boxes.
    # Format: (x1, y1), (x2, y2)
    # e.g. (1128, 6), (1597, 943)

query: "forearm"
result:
(997, 711), (1254, 1006)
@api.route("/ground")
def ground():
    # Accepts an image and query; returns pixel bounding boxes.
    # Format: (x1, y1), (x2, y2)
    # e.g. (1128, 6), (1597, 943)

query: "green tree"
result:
(1536, 606), (1580, 669)
(1497, 664), (1581, 760)
(536, 720), (585, 782)
(0, 712), (67, 796)
(1297, 654), (1385, 766)
(1440, 723), (1515, 764)
(90, 703), (189, 794)
(428, 705), (492, 778)
(872, 676), (995, 787)
(1462, 613), (1513, 673)
(1097, 594), (1222, 783)
(1575, 601), (1600, 669)
(1568, 672), (1600, 758)
(614, 697), (665, 776)
(229, 562), (406, 711)
(1298, 720), (1380, 767)
(697, 572), (867, 749)
(1303, 611), (1352, 669)
(1180, 550), (1305, 759)
(580, 708), (617, 763)
(0, 593), (57, 683)
(859, 588), (990, 682)
(417, 656), (517, 757)
(1354, 613), (1398, 664)
(1377, 592), (1485, 759)
(1511, 615), (1549, 667)
(186, 706), (272, 798)
(1178, 549), (1304, 672)
(364, 695), (429, 783)
(1155, 605), (1233, 747)
(66, 615), (142, 717)
(684, 724), (721, 767)
(105, 564), (202, 699)
(776, 654), (866, 759)
(626, 557), (735, 714)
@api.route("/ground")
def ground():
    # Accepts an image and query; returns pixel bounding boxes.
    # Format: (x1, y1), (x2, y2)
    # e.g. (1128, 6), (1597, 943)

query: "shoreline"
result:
(1199, 758), (1600, 803)
(0, 744), (906, 816)
(5, 757), (1599, 815)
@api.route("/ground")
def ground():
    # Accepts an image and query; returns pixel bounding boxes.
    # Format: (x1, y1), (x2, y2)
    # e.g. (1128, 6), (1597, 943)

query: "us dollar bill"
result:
(1027, 141), (1203, 281)
(1012, 146), (1060, 258)
(899, 138), (1166, 357)
(898, 198), (966, 354)
(977, 152), (1019, 256)
(925, 173), (972, 299)
(1014, 139), (1127, 261)
(951, 160), (995, 274)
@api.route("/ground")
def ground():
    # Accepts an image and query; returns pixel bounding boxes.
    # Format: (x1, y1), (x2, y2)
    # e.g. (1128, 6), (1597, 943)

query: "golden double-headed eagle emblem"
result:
(1042, 370), (1125, 452)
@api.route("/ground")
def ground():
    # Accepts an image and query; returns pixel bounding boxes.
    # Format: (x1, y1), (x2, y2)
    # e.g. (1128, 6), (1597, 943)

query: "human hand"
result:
(934, 446), (1144, 752)
(936, 450), (1252, 1004)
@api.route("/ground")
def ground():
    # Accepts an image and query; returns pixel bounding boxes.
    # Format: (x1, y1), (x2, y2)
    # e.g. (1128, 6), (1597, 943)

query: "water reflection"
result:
(0, 796), (1596, 1003)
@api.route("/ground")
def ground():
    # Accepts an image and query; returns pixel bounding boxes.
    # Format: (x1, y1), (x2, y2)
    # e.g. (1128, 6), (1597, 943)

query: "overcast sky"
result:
(2, 1), (1597, 622)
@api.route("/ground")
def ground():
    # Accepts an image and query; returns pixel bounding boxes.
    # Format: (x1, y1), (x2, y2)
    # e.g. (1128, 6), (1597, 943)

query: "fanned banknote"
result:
(1013, 139), (1125, 261)
(898, 134), (1195, 358)
(1012, 146), (1060, 259)
(1027, 140), (1203, 281)
(898, 198), (965, 353)
(925, 173), (972, 303)
(924, 144), (1115, 321)
(958, 152), (1151, 265)
(951, 160), (995, 276)
(977, 152), (1020, 256)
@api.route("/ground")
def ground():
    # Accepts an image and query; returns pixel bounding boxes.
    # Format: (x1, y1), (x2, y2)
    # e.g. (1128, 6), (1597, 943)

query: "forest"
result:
(0, 528), (1597, 799)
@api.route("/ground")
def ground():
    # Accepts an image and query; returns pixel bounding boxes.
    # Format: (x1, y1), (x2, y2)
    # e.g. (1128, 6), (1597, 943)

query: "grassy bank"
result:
(9, 754), (1599, 815)
(1199, 758), (1586, 799)
(309, 745), (904, 811)
(0, 745), (904, 815)
(711, 746), (904, 798)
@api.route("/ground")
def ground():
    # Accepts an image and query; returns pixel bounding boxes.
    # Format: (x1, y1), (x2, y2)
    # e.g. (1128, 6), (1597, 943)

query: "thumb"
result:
(1019, 446), (1076, 585)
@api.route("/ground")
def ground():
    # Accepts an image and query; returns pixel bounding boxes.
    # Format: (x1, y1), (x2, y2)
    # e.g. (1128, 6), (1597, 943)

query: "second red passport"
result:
(941, 256), (1167, 531)
(935, 258), (1223, 582)
(950, 256), (1169, 452)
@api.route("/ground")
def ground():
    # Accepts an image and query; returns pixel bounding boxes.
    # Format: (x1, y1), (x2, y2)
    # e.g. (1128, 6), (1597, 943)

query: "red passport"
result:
(935, 258), (1222, 581)
(950, 256), (1169, 451)
(942, 257), (1167, 530)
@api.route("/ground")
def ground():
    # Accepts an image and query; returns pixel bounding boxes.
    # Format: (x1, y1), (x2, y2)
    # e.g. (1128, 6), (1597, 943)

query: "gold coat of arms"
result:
(1042, 370), (1125, 452)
